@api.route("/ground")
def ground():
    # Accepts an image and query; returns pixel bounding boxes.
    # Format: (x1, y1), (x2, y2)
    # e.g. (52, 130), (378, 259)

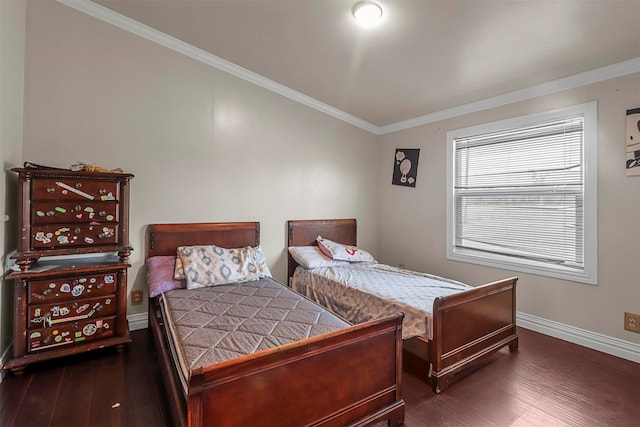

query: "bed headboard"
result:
(286, 218), (357, 281)
(146, 222), (260, 259)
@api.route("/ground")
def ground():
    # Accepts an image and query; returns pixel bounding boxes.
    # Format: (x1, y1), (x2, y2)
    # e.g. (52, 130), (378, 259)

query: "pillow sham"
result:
(146, 255), (187, 297)
(316, 236), (377, 263)
(176, 245), (269, 289)
(288, 246), (350, 269)
(252, 246), (272, 277)
(174, 245), (271, 280)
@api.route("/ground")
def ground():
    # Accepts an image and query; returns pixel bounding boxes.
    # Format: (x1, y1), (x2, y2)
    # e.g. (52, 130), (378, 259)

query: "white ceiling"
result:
(81, 1), (640, 130)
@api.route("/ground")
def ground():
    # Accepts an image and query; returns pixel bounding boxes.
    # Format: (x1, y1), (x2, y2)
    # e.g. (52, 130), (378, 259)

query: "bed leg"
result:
(374, 401), (405, 427)
(432, 375), (452, 394)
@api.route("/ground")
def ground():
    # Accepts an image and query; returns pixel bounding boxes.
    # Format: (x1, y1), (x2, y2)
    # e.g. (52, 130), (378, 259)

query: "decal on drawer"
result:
(29, 318), (114, 351)
(55, 181), (95, 200)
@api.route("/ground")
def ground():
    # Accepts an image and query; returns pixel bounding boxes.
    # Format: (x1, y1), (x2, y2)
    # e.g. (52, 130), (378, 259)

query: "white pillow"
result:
(316, 236), (377, 263)
(288, 246), (350, 269)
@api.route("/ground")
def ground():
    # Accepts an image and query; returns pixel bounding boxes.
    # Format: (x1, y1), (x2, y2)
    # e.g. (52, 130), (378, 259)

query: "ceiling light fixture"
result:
(352, 1), (383, 28)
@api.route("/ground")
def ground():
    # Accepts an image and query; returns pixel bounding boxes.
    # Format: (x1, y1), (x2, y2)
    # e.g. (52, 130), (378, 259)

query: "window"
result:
(446, 102), (597, 284)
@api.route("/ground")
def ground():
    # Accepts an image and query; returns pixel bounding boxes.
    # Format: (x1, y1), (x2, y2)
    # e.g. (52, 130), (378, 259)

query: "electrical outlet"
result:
(624, 312), (640, 333)
(131, 290), (143, 305)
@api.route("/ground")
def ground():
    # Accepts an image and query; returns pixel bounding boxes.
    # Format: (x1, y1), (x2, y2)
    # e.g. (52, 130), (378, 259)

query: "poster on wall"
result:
(392, 149), (420, 187)
(626, 107), (640, 176)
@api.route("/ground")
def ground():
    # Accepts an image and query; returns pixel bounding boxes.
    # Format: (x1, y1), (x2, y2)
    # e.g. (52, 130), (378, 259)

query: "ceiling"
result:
(84, 1), (640, 129)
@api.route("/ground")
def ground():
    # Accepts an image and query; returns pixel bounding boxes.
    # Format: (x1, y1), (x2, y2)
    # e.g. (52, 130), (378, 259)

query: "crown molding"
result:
(56, 0), (379, 134)
(58, 1), (640, 136)
(380, 57), (640, 134)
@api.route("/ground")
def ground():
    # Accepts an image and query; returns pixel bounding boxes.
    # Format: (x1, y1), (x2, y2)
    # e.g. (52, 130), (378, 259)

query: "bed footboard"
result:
(429, 277), (518, 393)
(151, 300), (404, 426)
(189, 313), (405, 427)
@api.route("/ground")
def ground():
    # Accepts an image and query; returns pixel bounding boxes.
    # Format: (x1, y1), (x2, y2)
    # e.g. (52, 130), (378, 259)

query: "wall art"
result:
(392, 148), (420, 187)
(627, 107), (640, 176)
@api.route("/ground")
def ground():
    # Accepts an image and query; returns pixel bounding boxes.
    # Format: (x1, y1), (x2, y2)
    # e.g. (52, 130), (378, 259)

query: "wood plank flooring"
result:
(1, 327), (638, 427)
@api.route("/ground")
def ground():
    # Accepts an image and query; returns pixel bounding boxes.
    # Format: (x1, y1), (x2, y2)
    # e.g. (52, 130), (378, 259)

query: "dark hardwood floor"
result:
(1, 327), (638, 427)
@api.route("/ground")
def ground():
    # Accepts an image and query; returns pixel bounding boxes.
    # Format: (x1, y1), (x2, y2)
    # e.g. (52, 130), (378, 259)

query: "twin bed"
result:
(145, 219), (518, 426)
(286, 219), (518, 394)
(145, 222), (405, 427)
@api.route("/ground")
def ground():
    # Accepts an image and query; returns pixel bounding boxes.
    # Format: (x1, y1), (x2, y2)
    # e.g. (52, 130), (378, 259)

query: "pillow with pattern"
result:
(316, 236), (377, 263)
(288, 246), (350, 269)
(176, 245), (270, 289)
(174, 245), (271, 280)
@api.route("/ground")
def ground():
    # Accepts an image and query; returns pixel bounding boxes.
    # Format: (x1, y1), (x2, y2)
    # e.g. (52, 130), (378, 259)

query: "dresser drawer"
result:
(33, 179), (119, 202)
(28, 316), (116, 352)
(29, 295), (117, 329)
(29, 272), (118, 304)
(32, 201), (118, 224)
(31, 224), (119, 248)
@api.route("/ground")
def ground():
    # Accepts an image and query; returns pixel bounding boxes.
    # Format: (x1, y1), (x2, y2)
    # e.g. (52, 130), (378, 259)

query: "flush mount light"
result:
(352, 1), (383, 28)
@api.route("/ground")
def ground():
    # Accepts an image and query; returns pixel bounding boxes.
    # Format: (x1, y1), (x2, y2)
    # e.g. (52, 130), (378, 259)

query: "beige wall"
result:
(1, 0), (26, 362)
(378, 73), (640, 344)
(19, 0), (380, 323)
(2, 0), (637, 365)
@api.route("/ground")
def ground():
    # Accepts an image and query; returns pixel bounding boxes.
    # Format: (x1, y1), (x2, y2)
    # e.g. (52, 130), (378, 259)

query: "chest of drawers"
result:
(5, 167), (134, 374)
(5, 257), (131, 375)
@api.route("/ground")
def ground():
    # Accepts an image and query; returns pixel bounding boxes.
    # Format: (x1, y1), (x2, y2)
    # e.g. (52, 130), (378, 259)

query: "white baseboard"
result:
(517, 311), (640, 363)
(127, 312), (148, 331)
(0, 344), (13, 383)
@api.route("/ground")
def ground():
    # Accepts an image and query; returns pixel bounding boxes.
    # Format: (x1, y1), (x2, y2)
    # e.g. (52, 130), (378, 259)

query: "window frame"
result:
(446, 102), (598, 284)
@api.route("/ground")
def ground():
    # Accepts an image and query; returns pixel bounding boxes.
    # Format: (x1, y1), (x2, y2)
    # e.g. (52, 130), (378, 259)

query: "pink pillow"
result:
(146, 256), (187, 297)
(316, 236), (377, 263)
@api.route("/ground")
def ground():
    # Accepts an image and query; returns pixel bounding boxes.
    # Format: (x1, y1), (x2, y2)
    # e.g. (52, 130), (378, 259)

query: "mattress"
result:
(291, 263), (471, 340)
(157, 277), (351, 395)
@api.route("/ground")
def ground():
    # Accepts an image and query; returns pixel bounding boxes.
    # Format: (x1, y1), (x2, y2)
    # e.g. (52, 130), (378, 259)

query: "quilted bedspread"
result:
(159, 277), (350, 393)
(291, 264), (471, 340)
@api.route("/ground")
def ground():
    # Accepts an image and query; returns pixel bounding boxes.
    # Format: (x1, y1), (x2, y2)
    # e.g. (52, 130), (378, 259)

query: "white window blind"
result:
(446, 103), (597, 284)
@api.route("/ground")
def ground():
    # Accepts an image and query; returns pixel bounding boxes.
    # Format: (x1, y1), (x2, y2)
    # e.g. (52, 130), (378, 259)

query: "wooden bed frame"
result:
(287, 218), (519, 394)
(146, 222), (405, 427)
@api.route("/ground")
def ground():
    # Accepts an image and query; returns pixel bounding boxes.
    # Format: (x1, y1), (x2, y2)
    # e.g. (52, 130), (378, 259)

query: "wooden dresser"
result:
(5, 167), (133, 375)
